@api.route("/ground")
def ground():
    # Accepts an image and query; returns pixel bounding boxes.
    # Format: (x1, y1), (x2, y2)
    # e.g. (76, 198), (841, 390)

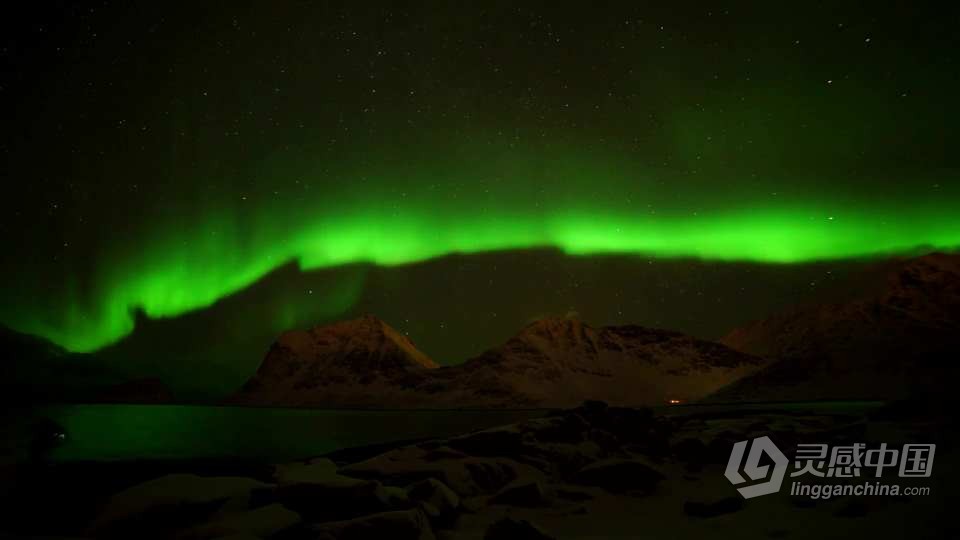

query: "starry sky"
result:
(1, 2), (959, 389)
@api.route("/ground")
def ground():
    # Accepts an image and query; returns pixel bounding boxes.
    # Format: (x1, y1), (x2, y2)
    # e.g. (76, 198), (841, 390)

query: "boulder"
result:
(585, 428), (621, 452)
(309, 508), (435, 540)
(175, 503), (300, 539)
(459, 496), (487, 514)
(484, 517), (555, 540)
(579, 399), (610, 414)
(381, 485), (413, 508)
(554, 487), (594, 502)
(420, 446), (470, 462)
(683, 496), (744, 518)
(561, 403), (659, 444)
(272, 458), (363, 488)
(833, 499), (870, 518)
(671, 437), (711, 468)
(271, 478), (410, 522)
(417, 501), (442, 522)
(89, 474), (271, 537)
(445, 416), (610, 477)
(446, 427), (531, 457)
(488, 481), (550, 507)
(490, 438), (604, 477)
(340, 445), (544, 497)
(525, 415), (589, 444)
(570, 458), (664, 494)
(264, 456), (414, 521)
(406, 478), (459, 525)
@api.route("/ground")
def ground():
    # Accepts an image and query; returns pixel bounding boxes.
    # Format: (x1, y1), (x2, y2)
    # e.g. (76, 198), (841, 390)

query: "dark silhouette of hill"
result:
(711, 252), (960, 401)
(0, 325), (114, 403)
(0, 325), (167, 403)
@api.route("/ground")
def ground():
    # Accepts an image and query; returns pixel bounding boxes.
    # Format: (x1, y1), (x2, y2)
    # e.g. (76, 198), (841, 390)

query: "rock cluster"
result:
(84, 401), (904, 539)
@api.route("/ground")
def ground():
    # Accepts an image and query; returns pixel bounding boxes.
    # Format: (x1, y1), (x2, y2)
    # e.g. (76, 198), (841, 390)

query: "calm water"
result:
(659, 400), (883, 416)
(3, 401), (883, 464)
(6, 405), (546, 463)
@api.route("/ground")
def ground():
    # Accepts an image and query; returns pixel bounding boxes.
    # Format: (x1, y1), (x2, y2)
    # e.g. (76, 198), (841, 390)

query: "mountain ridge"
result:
(230, 314), (766, 408)
(711, 252), (960, 401)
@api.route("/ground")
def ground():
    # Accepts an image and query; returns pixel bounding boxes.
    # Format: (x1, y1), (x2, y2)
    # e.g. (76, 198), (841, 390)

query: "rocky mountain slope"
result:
(422, 318), (766, 408)
(711, 252), (960, 401)
(230, 315), (439, 407)
(230, 315), (765, 408)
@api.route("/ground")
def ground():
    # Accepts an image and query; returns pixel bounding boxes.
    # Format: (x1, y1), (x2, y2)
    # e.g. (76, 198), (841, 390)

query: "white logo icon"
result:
(725, 436), (789, 499)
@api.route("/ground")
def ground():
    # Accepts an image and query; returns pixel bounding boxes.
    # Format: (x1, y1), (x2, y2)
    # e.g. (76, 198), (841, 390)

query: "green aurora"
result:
(4, 149), (959, 353)
(3, 3), (959, 356)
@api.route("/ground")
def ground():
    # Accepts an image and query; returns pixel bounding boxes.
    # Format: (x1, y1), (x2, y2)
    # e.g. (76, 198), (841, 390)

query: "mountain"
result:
(230, 315), (766, 408)
(230, 315), (440, 407)
(711, 252), (960, 401)
(0, 325), (174, 404)
(0, 326), (113, 403)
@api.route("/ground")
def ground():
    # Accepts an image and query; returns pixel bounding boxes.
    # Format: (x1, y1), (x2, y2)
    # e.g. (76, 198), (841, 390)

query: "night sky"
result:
(2, 2), (959, 392)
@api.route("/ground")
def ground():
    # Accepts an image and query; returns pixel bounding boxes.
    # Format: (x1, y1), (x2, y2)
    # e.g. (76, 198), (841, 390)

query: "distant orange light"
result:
(667, 399), (682, 405)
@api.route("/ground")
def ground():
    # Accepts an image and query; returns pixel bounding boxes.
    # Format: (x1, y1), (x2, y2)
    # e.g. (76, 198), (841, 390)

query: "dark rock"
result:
(483, 438), (604, 478)
(340, 446), (544, 497)
(560, 505), (588, 516)
(672, 437), (710, 466)
(463, 460), (528, 494)
(586, 428), (620, 452)
(683, 496), (744, 518)
(530, 415), (589, 444)
(833, 499), (869, 518)
(272, 458), (358, 486)
(622, 420), (672, 457)
(446, 428), (529, 457)
(176, 503), (300, 539)
(272, 478), (411, 522)
(580, 400), (609, 414)
(421, 447), (469, 461)
(87, 474), (271, 538)
(406, 478), (459, 526)
(417, 501), (441, 522)
(484, 517), (556, 540)
(488, 481), (549, 507)
(706, 434), (741, 464)
(596, 407), (658, 442)
(459, 496), (486, 514)
(309, 508), (435, 540)
(570, 458), (665, 494)
(555, 487), (594, 502)
(382, 485), (413, 506)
